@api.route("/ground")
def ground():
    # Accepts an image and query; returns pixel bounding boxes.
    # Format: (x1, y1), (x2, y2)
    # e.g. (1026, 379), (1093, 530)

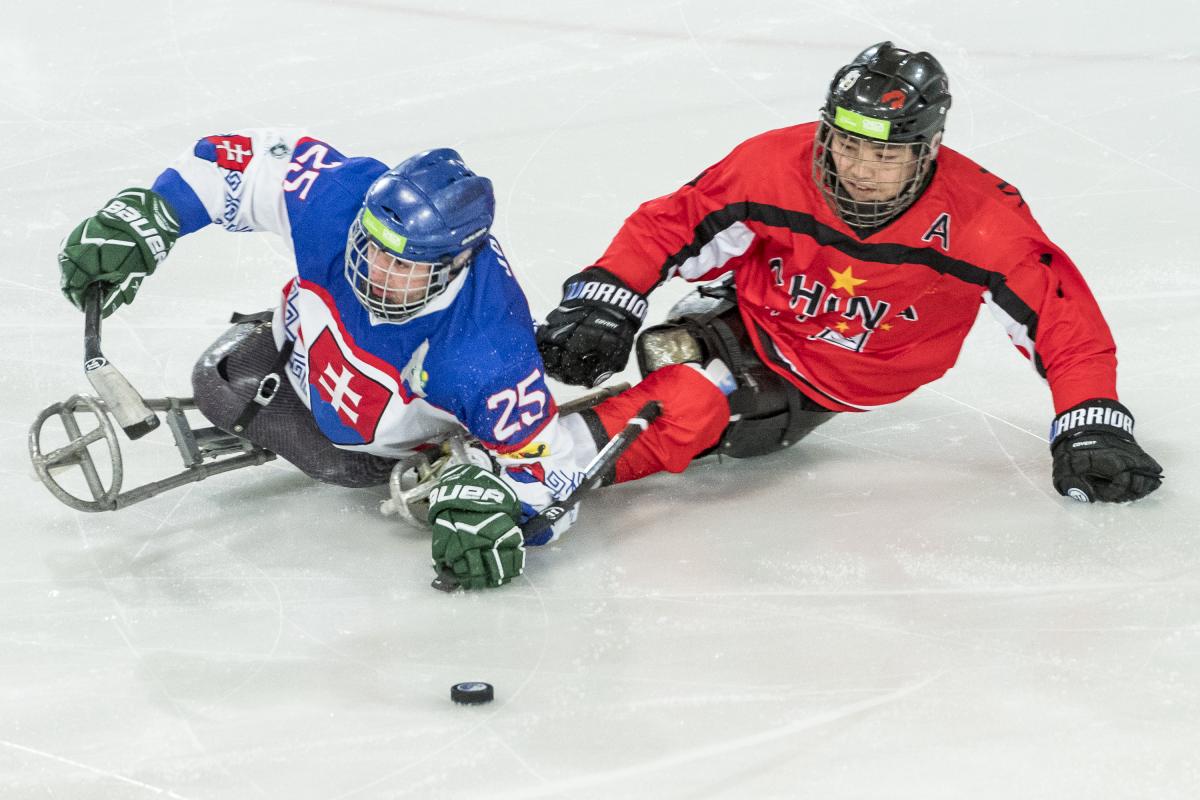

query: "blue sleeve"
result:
(151, 168), (212, 235)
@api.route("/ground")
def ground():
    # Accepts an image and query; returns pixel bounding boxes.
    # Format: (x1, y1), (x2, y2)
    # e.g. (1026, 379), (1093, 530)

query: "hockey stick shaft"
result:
(519, 400), (661, 542)
(83, 285), (160, 440)
(431, 400), (661, 592)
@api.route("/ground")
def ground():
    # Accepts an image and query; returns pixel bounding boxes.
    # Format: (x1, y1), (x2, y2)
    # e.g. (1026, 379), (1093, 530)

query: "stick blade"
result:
(431, 569), (462, 593)
(85, 360), (159, 439)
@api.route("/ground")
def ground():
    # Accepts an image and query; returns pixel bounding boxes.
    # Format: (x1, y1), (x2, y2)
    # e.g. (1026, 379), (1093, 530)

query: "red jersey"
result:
(594, 122), (1117, 414)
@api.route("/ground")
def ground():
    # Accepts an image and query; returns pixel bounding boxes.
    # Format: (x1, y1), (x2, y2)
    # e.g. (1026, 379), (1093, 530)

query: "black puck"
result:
(451, 682), (494, 704)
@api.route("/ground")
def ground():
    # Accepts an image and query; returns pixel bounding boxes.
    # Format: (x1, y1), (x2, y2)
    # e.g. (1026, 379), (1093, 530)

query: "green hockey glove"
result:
(58, 188), (180, 317)
(429, 464), (525, 590)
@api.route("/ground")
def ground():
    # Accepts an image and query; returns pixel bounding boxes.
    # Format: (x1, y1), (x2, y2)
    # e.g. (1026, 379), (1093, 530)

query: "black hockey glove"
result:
(1050, 399), (1163, 503)
(536, 268), (648, 387)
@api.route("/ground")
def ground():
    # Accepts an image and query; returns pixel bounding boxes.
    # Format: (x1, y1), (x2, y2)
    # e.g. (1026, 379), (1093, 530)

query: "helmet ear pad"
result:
(448, 248), (473, 271)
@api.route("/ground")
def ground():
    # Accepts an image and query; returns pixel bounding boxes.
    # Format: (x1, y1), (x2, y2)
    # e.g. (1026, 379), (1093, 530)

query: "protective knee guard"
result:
(635, 278), (837, 459)
(192, 316), (395, 488)
(588, 363), (730, 484)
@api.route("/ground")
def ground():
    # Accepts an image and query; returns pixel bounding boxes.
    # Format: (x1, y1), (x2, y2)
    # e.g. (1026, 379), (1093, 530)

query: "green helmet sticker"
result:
(834, 107), (891, 141)
(361, 208), (408, 255)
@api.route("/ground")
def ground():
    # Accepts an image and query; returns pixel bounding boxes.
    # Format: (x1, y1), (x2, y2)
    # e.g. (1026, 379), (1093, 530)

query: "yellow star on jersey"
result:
(828, 265), (867, 296)
(835, 321), (850, 332)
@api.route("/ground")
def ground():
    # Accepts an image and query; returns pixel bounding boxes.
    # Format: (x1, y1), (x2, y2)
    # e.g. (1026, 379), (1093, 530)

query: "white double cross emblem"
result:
(216, 140), (251, 164)
(318, 364), (362, 423)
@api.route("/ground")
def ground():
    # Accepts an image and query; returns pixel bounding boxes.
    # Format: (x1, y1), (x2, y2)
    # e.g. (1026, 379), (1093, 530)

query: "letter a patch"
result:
(921, 212), (951, 251)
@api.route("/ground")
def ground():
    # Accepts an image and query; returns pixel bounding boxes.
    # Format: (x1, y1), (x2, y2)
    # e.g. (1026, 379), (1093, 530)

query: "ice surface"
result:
(1, 1), (1197, 797)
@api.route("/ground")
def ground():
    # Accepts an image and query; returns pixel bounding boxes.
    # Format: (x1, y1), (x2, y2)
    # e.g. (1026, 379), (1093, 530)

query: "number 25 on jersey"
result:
(487, 369), (548, 442)
(283, 141), (344, 201)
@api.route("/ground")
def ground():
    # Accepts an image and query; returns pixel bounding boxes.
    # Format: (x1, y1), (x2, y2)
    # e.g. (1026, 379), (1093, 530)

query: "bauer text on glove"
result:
(428, 464), (526, 589)
(58, 188), (179, 317)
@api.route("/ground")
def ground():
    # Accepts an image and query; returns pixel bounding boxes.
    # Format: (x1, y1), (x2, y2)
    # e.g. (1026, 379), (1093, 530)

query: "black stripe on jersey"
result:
(657, 202), (1041, 346)
(751, 320), (848, 410)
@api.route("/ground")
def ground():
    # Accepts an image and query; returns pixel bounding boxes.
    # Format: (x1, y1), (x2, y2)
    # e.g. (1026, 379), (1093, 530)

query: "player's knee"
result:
(635, 282), (839, 459)
(647, 364), (732, 462)
(189, 320), (392, 488)
(191, 320), (271, 429)
(593, 363), (730, 480)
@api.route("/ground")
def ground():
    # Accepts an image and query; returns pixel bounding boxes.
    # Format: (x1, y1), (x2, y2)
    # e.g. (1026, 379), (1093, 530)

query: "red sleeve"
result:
(996, 238), (1118, 414)
(592, 146), (749, 295)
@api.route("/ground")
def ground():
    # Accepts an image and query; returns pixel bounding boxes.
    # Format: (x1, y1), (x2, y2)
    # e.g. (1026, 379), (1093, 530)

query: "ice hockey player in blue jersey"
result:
(57, 130), (603, 590)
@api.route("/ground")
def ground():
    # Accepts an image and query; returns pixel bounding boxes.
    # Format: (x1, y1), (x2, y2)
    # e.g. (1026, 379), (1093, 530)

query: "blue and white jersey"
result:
(151, 130), (594, 540)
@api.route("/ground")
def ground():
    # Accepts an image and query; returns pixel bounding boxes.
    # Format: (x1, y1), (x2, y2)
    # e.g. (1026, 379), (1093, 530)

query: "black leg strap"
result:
(229, 309), (275, 324)
(230, 335), (295, 435)
(703, 315), (747, 378)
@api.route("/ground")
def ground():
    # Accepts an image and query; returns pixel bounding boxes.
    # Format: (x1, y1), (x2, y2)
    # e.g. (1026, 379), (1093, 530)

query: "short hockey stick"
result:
(431, 400), (662, 592)
(83, 285), (160, 439)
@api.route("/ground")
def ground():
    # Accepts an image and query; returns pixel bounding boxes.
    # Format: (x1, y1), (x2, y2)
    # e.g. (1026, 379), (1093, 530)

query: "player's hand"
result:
(1050, 399), (1163, 503)
(536, 268), (647, 387)
(429, 464), (525, 589)
(58, 188), (179, 317)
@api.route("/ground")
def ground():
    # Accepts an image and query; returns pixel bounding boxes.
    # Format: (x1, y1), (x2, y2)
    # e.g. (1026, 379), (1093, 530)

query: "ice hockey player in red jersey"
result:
(540, 41), (1162, 504)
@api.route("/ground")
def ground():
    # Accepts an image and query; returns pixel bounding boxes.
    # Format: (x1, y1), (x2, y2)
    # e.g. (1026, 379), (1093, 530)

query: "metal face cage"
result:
(812, 116), (936, 229)
(344, 215), (458, 322)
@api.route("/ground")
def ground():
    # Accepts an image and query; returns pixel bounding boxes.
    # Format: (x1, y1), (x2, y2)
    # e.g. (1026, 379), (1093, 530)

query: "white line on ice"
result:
(0, 738), (193, 799)
(489, 672), (944, 799)
(924, 387), (1047, 442)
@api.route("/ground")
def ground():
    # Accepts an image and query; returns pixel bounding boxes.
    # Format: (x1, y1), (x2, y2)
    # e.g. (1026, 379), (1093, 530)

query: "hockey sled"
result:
(378, 434), (473, 528)
(29, 394), (275, 513)
(379, 381), (633, 529)
(31, 380), (632, 518)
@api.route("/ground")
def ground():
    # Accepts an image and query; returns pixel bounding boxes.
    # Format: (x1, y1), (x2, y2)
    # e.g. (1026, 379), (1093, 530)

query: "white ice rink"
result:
(3, 1), (1198, 797)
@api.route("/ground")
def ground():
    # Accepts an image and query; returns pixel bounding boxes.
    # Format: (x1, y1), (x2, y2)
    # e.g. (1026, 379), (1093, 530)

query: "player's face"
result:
(365, 242), (435, 305)
(829, 133), (920, 202)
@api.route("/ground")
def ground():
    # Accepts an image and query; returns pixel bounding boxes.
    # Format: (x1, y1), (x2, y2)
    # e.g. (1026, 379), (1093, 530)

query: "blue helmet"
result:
(345, 148), (495, 321)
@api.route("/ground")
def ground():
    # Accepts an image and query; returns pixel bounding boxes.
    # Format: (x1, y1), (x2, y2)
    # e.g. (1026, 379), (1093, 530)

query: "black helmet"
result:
(812, 42), (952, 229)
(824, 42), (951, 143)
